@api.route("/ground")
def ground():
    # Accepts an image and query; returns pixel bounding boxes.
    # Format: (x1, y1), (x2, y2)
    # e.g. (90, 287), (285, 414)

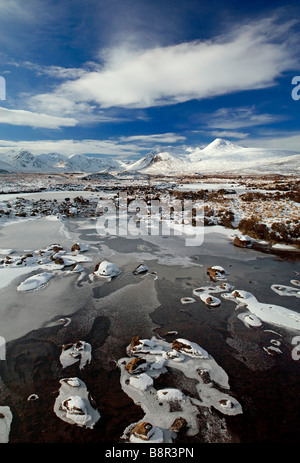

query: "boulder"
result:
(71, 242), (89, 252)
(130, 336), (142, 353)
(61, 396), (86, 414)
(200, 294), (221, 307)
(60, 396), (92, 427)
(170, 417), (187, 433)
(125, 358), (148, 374)
(219, 399), (233, 409)
(157, 388), (184, 402)
(207, 265), (228, 281)
(129, 337), (159, 354)
(197, 369), (212, 384)
(133, 263), (148, 275)
(233, 235), (252, 248)
(172, 338), (208, 358)
(131, 422), (154, 441)
(129, 373), (153, 391)
(54, 377), (100, 429)
(181, 297), (196, 304)
(93, 260), (122, 278)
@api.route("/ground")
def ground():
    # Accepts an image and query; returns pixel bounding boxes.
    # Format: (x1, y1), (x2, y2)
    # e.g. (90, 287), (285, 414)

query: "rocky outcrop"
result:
(60, 341), (92, 370)
(172, 338), (208, 358)
(170, 417), (187, 433)
(233, 235), (252, 248)
(125, 357), (148, 374)
(54, 377), (100, 429)
(206, 265), (228, 281)
(133, 263), (148, 275)
(130, 422), (154, 441)
(93, 260), (122, 278)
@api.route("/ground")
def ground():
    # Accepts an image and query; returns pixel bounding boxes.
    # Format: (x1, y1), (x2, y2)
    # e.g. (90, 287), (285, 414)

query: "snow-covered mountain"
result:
(125, 138), (300, 175)
(0, 149), (120, 173)
(125, 147), (187, 173)
(0, 139), (299, 175)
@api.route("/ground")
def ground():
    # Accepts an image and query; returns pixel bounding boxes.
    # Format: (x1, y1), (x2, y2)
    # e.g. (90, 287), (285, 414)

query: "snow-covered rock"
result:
(129, 422), (164, 443)
(119, 335), (242, 444)
(71, 243), (89, 252)
(157, 388), (184, 402)
(0, 406), (13, 443)
(60, 341), (92, 370)
(125, 358), (148, 375)
(133, 263), (148, 275)
(93, 260), (122, 279)
(271, 284), (300, 298)
(238, 312), (262, 328)
(54, 377), (100, 429)
(233, 234), (252, 248)
(225, 289), (300, 331)
(207, 265), (229, 281)
(129, 373), (153, 391)
(181, 297), (196, 304)
(199, 293), (221, 307)
(172, 338), (209, 358)
(17, 272), (53, 291)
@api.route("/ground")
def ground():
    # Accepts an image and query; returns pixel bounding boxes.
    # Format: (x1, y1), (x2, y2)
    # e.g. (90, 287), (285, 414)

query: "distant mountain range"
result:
(0, 139), (299, 175)
(125, 138), (300, 175)
(0, 150), (119, 174)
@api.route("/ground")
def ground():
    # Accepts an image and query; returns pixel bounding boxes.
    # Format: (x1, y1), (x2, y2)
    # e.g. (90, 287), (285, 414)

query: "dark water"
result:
(0, 219), (300, 444)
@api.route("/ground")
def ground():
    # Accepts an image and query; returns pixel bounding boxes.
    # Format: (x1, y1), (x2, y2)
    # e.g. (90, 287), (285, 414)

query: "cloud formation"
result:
(0, 133), (181, 158)
(119, 133), (186, 144)
(29, 16), (299, 112)
(0, 107), (77, 129)
(203, 106), (285, 130)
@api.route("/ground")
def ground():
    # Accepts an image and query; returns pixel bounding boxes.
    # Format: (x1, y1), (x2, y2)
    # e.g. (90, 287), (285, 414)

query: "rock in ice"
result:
(93, 260), (122, 279)
(17, 272), (53, 292)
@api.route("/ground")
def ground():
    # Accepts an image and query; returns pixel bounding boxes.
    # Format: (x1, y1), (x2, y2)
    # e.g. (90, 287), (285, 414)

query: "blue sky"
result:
(0, 0), (300, 160)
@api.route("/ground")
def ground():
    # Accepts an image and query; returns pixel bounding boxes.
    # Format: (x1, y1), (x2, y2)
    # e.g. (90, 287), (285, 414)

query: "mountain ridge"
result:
(0, 139), (299, 175)
(124, 138), (300, 175)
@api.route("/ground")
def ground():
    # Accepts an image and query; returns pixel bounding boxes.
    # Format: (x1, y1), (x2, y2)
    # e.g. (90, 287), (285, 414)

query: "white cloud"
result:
(0, 131), (185, 158)
(119, 133), (186, 144)
(244, 132), (300, 152)
(0, 0), (38, 21)
(30, 16), (299, 111)
(22, 62), (87, 80)
(28, 92), (130, 125)
(0, 107), (77, 129)
(205, 130), (249, 139)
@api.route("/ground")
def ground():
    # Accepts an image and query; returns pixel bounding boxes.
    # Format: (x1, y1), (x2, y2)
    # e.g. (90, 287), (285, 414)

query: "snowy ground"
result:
(0, 173), (299, 248)
(0, 172), (299, 444)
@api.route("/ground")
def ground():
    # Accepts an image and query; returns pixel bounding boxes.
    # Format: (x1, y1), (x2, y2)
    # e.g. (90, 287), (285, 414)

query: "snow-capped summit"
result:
(202, 138), (244, 153)
(1, 149), (47, 171)
(126, 147), (185, 172)
(0, 150), (120, 173)
(0, 138), (299, 175)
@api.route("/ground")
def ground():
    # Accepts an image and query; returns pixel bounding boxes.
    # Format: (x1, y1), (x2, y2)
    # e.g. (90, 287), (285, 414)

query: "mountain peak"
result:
(203, 138), (243, 152)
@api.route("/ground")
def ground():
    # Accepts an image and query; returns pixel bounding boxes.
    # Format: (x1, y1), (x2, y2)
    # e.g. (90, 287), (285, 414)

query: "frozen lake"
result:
(0, 209), (299, 443)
